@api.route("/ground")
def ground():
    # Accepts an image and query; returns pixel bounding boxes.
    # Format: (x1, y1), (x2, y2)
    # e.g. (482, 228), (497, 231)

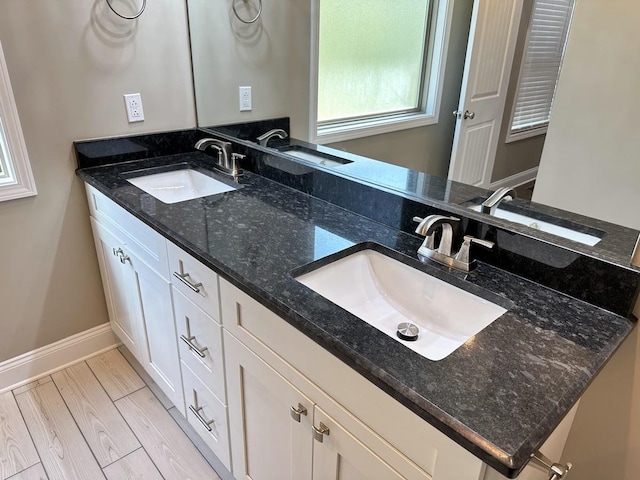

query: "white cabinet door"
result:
(90, 215), (183, 413)
(312, 405), (430, 480)
(225, 331), (313, 480)
(131, 250), (184, 413)
(224, 329), (431, 480)
(90, 217), (147, 359)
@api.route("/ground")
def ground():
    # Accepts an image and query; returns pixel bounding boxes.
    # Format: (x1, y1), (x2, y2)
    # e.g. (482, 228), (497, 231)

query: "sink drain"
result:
(396, 322), (419, 341)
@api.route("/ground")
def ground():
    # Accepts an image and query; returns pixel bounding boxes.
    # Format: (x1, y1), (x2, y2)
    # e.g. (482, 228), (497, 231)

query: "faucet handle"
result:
(463, 235), (494, 249)
(454, 235), (495, 266)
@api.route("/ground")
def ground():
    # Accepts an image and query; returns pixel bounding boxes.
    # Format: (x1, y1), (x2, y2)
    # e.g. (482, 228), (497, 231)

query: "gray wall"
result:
(0, 0), (195, 362)
(189, 0), (312, 139)
(533, 1), (640, 229)
(533, 0), (640, 478)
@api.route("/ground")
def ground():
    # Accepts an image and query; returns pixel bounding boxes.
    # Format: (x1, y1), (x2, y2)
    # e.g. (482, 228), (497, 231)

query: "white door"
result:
(448, 0), (524, 187)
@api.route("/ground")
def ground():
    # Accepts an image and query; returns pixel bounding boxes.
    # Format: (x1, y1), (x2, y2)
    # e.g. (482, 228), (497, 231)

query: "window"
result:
(507, 0), (575, 142)
(311, 0), (453, 143)
(0, 41), (36, 201)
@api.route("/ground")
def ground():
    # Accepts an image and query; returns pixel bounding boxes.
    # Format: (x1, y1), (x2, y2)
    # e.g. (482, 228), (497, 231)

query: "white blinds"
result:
(511, 0), (574, 134)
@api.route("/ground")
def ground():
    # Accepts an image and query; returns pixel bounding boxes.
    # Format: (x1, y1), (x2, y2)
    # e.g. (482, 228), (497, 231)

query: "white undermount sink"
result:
(127, 169), (236, 204)
(295, 249), (507, 361)
(277, 146), (353, 168)
(468, 204), (602, 246)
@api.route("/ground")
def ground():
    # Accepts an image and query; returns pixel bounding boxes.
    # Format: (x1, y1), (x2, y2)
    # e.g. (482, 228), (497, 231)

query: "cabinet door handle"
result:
(112, 247), (130, 264)
(290, 403), (308, 422)
(530, 451), (572, 480)
(173, 271), (203, 293)
(189, 405), (214, 432)
(180, 335), (208, 358)
(312, 422), (330, 442)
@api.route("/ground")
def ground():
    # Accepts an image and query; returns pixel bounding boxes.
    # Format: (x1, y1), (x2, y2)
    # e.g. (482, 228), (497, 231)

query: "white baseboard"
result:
(489, 167), (538, 190)
(0, 323), (118, 394)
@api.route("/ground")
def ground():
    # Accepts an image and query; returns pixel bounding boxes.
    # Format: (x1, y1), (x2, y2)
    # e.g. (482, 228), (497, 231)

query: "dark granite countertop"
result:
(77, 152), (635, 478)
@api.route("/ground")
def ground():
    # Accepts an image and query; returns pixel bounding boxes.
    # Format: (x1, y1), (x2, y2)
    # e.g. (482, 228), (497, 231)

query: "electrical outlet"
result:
(239, 86), (252, 111)
(124, 93), (145, 123)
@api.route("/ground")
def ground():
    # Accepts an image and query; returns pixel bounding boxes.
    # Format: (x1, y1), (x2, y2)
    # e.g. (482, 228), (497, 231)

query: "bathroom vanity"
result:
(75, 129), (639, 480)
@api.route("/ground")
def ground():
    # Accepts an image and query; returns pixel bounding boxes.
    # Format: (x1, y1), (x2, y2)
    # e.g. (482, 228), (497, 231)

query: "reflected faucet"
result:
(480, 187), (517, 215)
(257, 128), (288, 147)
(195, 138), (242, 176)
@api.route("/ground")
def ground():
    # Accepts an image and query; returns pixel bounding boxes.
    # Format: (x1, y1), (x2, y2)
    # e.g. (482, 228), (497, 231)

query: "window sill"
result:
(506, 125), (548, 143)
(313, 112), (439, 145)
(0, 182), (37, 202)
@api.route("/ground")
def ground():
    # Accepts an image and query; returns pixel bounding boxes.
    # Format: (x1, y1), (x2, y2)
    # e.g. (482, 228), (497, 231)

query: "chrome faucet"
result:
(195, 138), (243, 176)
(413, 215), (494, 271)
(256, 128), (288, 147)
(480, 187), (517, 215)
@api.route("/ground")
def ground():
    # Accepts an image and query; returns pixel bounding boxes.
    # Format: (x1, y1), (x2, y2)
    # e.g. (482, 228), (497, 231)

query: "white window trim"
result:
(0, 41), (36, 202)
(309, 0), (454, 145)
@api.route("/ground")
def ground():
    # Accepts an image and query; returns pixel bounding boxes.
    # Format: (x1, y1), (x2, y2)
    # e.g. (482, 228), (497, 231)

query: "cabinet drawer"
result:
(86, 184), (169, 278)
(167, 241), (220, 318)
(181, 360), (231, 471)
(173, 287), (226, 404)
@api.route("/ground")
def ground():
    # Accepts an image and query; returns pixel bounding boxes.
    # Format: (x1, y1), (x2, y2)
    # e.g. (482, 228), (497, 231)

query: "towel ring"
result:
(105, 0), (146, 20)
(232, 0), (262, 24)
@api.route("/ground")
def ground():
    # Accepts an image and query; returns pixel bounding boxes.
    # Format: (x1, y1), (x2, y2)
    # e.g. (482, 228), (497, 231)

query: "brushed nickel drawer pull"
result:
(112, 247), (129, 264)
(173, 271), (203, 293)
(312, 422), (330, 442)
(180, 335), (208, 358)
(189, 405), (214, 432)
(290, 403), (308, 422)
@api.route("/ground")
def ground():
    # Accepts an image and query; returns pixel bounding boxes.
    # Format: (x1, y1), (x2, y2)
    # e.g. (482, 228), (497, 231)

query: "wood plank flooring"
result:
(0, 392), (39, 478)
(1, 349), (221, 480)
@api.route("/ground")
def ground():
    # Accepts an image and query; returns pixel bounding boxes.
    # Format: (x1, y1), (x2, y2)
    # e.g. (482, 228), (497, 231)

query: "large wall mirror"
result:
(186, 0), (640, 267)
(188, 0), (547, 183)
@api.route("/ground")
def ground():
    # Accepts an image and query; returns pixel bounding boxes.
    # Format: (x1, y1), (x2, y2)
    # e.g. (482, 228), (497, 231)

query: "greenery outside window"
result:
(507, 0), (575, 142)
(0, 41), (36, 201)
(311, 0), (453, 143)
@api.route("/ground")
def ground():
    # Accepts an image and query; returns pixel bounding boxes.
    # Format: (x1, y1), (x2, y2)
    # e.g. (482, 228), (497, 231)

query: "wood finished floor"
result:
(0, 348), (221, 480)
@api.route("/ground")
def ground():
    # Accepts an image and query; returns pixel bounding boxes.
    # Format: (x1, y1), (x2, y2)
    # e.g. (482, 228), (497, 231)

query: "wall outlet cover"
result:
(239, 86), (252, 112)
(124, 93), (145, 123)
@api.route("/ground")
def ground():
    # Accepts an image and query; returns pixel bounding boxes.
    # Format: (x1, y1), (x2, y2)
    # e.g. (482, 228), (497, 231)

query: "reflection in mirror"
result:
(187, 0), (640, 267)
(188, 0), (470, 177)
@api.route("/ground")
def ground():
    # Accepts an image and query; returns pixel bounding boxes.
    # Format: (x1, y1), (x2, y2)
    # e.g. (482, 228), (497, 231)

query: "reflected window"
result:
(313, 227), (354, 260)
(0, 41), (36, 201)
(507, 0), (575, 142)
(313, 0), (452, 143)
